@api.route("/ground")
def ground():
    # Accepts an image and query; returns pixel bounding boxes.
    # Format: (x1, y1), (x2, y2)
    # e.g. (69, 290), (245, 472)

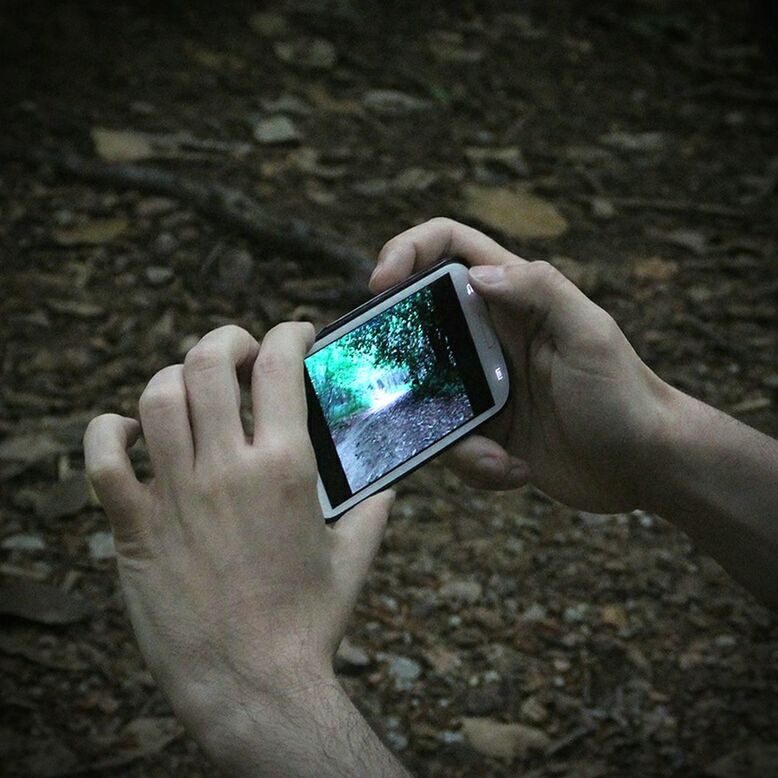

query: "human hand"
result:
(83, 324), (396, 769)
(371, 218), (671, 512)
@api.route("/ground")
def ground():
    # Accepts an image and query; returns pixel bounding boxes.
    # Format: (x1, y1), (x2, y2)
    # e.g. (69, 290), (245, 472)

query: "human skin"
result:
(373, 217), (778, 608)
(84, 218), (778, 775)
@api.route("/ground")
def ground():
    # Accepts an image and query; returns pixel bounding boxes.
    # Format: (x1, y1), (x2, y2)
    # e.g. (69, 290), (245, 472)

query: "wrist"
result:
(177, 663), (341, 773)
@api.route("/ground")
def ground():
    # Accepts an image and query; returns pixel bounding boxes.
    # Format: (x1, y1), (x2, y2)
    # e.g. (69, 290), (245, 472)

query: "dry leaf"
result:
(462, 185), (568, 239)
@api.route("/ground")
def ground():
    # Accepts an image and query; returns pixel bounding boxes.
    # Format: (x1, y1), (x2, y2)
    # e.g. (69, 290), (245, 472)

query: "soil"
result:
(1, 1), (777, 777)
(332, 392), (472, 491)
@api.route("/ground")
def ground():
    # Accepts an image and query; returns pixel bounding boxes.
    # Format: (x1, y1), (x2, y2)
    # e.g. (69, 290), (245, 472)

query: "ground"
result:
(0, 1), (777, 776)
(332, 392), (472, 491)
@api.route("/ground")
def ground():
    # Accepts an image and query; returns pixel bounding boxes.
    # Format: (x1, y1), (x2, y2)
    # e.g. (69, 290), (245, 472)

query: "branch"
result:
(1, 145), (374, 295)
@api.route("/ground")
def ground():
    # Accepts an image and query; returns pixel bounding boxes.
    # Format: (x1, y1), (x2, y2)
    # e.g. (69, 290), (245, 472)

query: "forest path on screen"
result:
(332, 391), (471, 492)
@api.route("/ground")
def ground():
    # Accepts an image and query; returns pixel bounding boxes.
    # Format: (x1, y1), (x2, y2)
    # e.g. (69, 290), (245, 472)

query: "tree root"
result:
(1, 145), (375, 298)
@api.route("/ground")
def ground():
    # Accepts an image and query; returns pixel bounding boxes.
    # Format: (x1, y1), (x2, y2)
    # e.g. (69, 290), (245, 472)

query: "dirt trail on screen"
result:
(332, 393), (472, 491)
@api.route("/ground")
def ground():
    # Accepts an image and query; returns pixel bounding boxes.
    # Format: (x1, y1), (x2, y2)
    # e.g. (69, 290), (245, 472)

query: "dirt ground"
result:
(1, 1), (777, 776)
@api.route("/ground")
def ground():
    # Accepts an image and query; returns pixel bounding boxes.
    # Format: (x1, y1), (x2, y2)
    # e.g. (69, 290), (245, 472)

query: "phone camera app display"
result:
(306, 276), (493, 503)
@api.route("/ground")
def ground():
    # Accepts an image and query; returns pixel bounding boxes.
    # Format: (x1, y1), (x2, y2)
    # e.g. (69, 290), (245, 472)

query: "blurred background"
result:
(1, 1), (776, 776)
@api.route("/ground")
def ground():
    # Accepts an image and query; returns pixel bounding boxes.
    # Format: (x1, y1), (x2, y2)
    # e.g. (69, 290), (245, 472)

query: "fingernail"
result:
(469, 265), (506, 285)
(506, 458), (529, 486)
(480, 456), (508, 479)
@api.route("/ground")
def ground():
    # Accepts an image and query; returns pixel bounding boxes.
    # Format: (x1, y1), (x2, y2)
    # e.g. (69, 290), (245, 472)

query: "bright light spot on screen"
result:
(495, 367), (504, 380)
(466, 283), (474, 295)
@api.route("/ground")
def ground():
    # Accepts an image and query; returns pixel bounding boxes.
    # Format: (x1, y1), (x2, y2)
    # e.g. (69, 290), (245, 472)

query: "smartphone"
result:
(305, 260), (509, 521)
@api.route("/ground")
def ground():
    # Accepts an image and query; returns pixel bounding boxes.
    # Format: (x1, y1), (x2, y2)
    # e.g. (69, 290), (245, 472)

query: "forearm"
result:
(193, 671), (412, 778)
(643, 385), (778, 609)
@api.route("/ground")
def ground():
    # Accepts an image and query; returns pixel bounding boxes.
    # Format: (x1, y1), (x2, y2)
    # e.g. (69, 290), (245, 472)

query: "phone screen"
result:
(305, 274), (494, 507)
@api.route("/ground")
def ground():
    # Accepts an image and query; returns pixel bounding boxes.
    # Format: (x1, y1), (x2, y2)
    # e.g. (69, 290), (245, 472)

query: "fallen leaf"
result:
(0, 579), (93, 625)
(52, 218), (129, 246)
(632, 256), (679, 282)
(705, 744), (778, 778)
(461, 717), (550, 759)
(29, 474), (90, 520)
(91, 127), (153, 162)
(462, 185), (568, 239)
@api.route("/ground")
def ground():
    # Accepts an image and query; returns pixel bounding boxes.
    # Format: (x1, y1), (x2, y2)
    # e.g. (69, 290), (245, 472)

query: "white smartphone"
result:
(305, 260), (510, 521)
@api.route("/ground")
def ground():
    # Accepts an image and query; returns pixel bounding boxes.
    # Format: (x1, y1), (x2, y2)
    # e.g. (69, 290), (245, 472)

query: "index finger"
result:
(370, 217), (525, 293)
(252, 321), (316, 444)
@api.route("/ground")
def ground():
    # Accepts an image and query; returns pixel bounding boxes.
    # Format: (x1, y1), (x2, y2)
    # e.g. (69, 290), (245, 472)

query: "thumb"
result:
(330, 490), (396, 598)
(468, 261), (589, 337)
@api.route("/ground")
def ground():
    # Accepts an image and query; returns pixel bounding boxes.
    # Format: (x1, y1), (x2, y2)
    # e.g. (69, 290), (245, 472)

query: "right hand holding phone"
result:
(371, 218), (671, 513)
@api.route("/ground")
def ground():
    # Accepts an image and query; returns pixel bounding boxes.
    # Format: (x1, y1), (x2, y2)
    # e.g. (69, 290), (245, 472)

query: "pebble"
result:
(334, 637), (371, 673)
(439, 579), (483, 604)
(153, 231), (178, 257)
(362, 89), (431, 115)
(217, 247), (254, 293)
(145, 266), (174, 285)
(88, 531), (116, 560)
(388, 656), (422, 689)
(1, 533), (46, 552)
(461, 717), (550, 759)
(522, 603), (548, 622)
(253, 116), (301, 145)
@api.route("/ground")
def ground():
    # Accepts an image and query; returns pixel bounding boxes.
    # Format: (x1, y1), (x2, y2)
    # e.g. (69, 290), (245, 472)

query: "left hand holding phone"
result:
(84, 324), (408, 777)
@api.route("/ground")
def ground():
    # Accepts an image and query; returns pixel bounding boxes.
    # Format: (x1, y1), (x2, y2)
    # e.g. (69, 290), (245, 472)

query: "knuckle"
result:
(260, 440), (317, 487)
(527, 260), (562, 288)
(139, 372), (185, 414)
(86, 454), (126, 488)
(427, 215), (455, 230)
(184, 344), (223, 374)
(255, 346), (292, 378)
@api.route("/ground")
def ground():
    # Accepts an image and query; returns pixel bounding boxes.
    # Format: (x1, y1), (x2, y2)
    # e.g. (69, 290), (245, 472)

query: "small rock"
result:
(152, 231), (178, 257)
(362, 89), (431, 115)
(591, 196), (616, 219)
(465, 146), (529, 178)
(633, 256), (679, 282)
(52, 218), (128, 246)
(88, 531), (116, 561)
(601, 604), (628, 629)
(145, 266), (174, 286)
(439, 579), (483, 605)
(253, 116), (301, 145)
(521, 603), (547, 622)
(461, 717), (550, 760)
(563, 603), (589, 623)
(1, 533), (46, 552)
(274, 38), (337, 70)
(599, 131), (666, 153)
(388, 656), (422, 689)
(249, 12), (288, 37)
(520, 696), (549, 724)
(217, 247), (254, 293)
(386, 731), (409, 751)
(262, 95), (311, 116)
(334, 637), (371, 674)
(392, 167), (438, 192)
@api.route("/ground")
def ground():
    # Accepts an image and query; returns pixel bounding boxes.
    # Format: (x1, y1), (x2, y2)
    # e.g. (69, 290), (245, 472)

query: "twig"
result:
(0, 145), (375, 293)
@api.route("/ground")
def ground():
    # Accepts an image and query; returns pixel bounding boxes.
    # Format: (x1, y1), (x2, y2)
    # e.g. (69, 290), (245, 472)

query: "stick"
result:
(0, 145), (375, 295)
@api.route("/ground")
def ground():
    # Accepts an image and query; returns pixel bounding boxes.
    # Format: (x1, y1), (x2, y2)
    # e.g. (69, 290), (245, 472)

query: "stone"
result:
(439, 579), (483, 605)
(462, 185), (568, 239)
(253, 116), (301, 145)
(362, 89), (431, 115)
(520, 696), (549, 724)
(1, 533), (46, 552)
(217, 247), (254, 293)
(92, 127), (153, 162)
(461, 717), (550, 759)
(145, 266), (174, 285)
(591, 196), (616, 219)
(388, 656), (422, 689)
(274, 38), (337, 70)
(599, 131), (666, 153)
(152, 231), (178, 257)
(249, 12), (288, 37)
(52, 218), (129, 246)
(88, 530), (116, 561)
(334, 637), (371, 674)
(465, 146), (528, 178)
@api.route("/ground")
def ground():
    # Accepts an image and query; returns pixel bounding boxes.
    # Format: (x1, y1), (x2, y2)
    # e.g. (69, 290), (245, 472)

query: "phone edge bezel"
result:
(307, 260), (510, 521)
